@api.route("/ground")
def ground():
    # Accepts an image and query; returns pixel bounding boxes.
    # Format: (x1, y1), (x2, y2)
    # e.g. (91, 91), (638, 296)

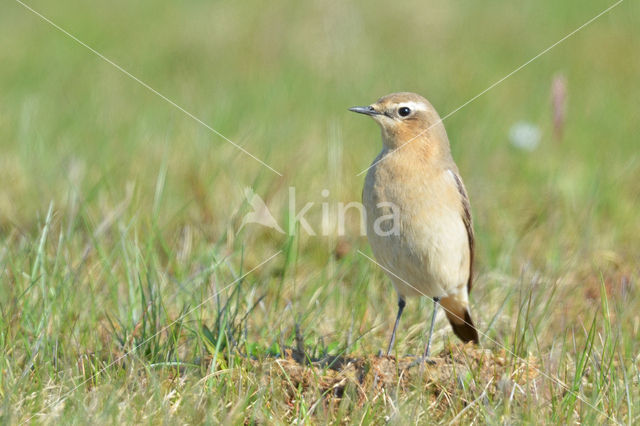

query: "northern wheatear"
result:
(350, 92), (479, 359)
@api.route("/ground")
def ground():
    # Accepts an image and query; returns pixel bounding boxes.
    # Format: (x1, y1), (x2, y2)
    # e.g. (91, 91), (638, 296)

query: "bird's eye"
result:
(398, 107), (411, 117)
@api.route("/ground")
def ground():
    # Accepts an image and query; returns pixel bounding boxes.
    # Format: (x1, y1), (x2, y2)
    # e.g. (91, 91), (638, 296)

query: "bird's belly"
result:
(364, 179), (469, 299)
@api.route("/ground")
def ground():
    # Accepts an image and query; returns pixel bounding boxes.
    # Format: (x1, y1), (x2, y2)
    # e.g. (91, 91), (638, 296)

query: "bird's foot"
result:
(408, 356), (436, 368)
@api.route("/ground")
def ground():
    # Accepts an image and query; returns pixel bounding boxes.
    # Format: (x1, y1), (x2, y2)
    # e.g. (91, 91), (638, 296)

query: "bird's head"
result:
(349, 92), (448, 150)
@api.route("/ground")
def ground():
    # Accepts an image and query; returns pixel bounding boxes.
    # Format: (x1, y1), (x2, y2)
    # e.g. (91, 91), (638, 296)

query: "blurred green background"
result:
(2, 0), (638, 239)
(1, 0), (639, 422)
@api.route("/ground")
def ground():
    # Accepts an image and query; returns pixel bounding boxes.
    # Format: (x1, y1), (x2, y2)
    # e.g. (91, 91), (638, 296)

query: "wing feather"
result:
(449, 170), (474, 293)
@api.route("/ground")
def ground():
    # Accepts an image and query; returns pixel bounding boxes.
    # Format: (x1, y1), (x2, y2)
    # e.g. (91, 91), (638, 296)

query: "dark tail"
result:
(440, 296), (479, 344)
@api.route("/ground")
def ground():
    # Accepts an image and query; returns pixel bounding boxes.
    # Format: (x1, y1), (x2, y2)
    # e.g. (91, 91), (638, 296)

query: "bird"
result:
(349, 92), (479, 360)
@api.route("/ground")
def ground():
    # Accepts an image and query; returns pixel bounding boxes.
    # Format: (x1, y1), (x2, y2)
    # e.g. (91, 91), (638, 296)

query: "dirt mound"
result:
(266, 344), (539, 409)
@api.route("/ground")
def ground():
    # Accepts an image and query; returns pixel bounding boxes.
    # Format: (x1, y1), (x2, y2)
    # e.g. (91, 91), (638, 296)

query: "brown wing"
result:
(450, 171), (474, 293)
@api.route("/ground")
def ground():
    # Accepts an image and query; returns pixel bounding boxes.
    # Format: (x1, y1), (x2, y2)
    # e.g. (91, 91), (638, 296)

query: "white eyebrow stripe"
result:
(398, 101), (428, 112)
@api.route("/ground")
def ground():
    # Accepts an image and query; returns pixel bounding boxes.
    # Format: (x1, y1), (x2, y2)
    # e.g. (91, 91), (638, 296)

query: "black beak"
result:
(348, 105), (380, 116)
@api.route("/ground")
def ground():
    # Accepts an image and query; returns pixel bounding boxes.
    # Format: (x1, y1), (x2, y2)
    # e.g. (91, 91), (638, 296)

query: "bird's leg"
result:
(423, 297), (440, 359)
(386, 297), (405, 356)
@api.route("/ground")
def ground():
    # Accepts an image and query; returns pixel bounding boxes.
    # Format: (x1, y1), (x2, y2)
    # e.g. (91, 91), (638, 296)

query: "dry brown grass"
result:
(267, 343), (539, 417)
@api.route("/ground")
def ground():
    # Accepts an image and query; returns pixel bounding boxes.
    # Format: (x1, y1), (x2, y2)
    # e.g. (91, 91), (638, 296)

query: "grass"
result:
(1, 0), (639, 423)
